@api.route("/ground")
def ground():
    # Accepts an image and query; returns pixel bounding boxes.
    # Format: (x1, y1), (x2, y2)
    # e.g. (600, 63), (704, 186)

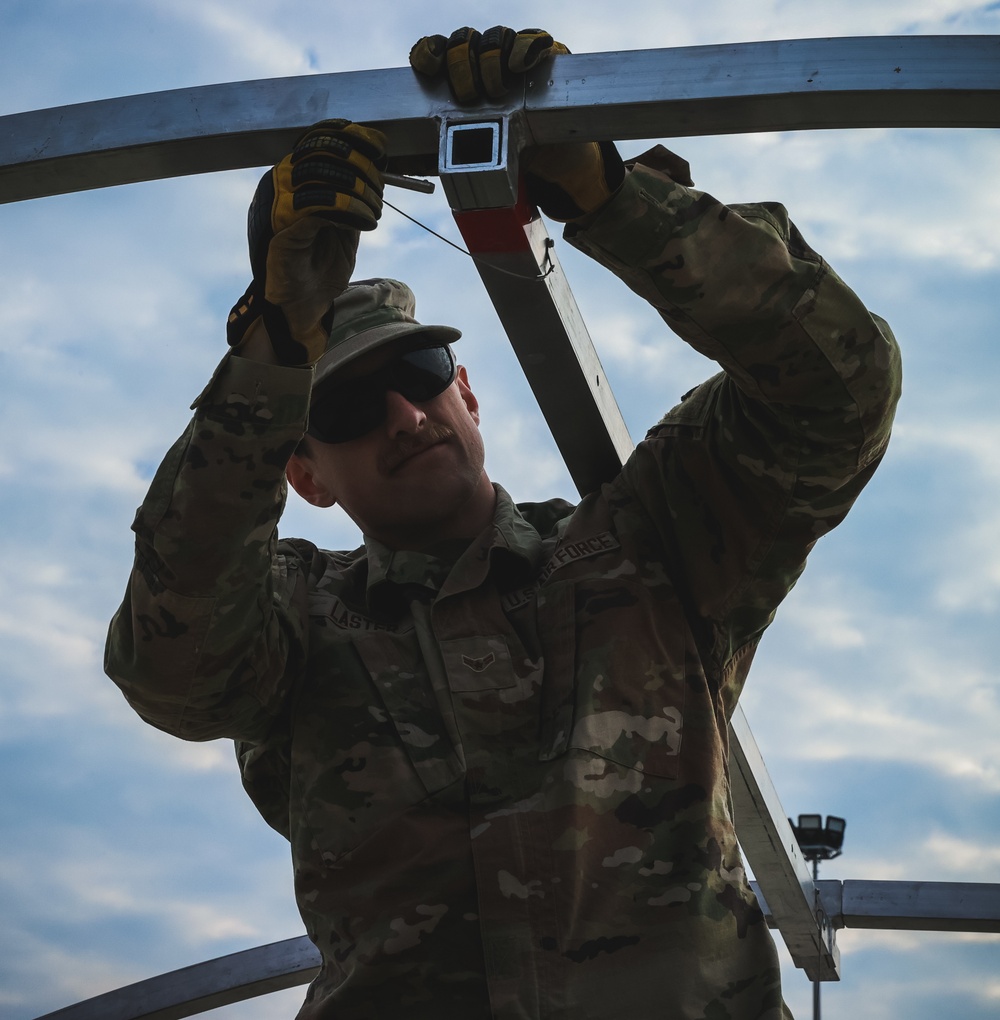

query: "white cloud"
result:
(765, 596), (870, 651)
(582, 308), (711, 393)
(0, 596), (100, 674)
(744, 569), (1000, 795)
(200, 986), (312, 1019)
(407, 0), (1000, 50)
(675, 129), (1000, 272)
(167, 0), (316, 78)
(5, 424), (151, 496)
(829, 828), (1000, 883)
(137, 727), (238, 773)
(920, 831), (1000, 875)
(891, 419), (1000, 612)
(836, 927), (1000, 959)
(482, 407), (575, 502)
(1, 842), (258, 940)
(0, 936), (144, 1014)
(0, 571), (103, 673)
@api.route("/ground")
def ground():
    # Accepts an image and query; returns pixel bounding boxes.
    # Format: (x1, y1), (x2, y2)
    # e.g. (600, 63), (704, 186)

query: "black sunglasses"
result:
(306, 344), (458, 444)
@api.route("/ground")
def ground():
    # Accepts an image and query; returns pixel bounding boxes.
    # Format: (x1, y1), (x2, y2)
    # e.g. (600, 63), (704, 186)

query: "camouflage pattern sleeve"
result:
(104, 352), (314, 743)
(568, 163), (902, 698)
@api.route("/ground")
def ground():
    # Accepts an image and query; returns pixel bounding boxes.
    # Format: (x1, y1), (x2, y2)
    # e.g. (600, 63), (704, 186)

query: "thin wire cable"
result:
(383, 197), (555, 282)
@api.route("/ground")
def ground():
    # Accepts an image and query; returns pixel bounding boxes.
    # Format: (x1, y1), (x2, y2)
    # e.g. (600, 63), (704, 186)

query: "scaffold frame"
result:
(4, 35), (998, 1019)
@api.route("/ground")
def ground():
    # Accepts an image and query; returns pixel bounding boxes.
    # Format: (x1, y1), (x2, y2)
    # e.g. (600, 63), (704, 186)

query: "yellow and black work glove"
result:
(410, 27), (624, 221)
(410, 26), (569, 103)
(227, 120), (386, 365)
(521, 141), (626, 223)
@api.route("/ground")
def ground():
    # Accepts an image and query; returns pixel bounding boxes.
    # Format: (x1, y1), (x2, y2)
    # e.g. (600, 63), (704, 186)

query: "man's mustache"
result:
(380, 422), (455, 473)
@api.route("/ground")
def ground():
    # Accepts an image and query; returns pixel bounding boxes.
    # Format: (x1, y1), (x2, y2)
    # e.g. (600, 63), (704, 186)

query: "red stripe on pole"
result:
(453, 190), (539, 254)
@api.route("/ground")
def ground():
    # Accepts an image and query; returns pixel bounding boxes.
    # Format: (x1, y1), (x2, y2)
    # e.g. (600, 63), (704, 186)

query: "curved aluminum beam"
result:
(1, 35), (998, 203)
(35, 881), (1000, 1020)
(34, 936), (320, 1020)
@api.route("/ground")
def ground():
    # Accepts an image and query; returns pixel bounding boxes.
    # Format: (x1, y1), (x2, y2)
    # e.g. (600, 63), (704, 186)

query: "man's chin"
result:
(364, 477), (488, 550)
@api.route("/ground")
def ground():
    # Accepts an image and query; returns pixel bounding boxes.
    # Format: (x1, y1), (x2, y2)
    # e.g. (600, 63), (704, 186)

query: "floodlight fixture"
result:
(790, 814), (847, 864)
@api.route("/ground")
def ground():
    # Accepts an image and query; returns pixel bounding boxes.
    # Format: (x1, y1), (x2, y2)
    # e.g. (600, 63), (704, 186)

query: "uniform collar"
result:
(364, 485), (545, 613)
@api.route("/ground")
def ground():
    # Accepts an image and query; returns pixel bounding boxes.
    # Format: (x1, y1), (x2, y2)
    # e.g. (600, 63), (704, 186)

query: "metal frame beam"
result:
(756, 880), (1000, 934)
(449, 188), (633, 495)
(2, 36), (999, 203)
(36, 882), (1000, 1020)
(730, 708), (839, 979)
(34, 936), (320, 1020)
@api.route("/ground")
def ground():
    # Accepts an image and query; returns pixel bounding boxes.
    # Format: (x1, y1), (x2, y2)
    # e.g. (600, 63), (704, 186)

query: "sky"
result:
(1, 1), (998, 1018)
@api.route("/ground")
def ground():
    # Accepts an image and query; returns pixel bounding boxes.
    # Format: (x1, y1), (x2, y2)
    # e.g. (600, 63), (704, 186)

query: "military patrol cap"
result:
(313, 278), (461, 389)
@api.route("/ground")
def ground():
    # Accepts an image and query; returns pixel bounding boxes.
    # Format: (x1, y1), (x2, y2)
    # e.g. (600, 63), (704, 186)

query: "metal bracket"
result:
(438, 110), (529, 210)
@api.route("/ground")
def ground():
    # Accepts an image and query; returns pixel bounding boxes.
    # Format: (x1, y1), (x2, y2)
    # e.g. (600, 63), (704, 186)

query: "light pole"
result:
(789, 814), (846, 1020)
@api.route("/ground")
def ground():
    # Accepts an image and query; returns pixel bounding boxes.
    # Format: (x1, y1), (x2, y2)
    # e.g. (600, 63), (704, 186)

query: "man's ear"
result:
(286, 453), (337, 508)
(456, 365), (480, 425)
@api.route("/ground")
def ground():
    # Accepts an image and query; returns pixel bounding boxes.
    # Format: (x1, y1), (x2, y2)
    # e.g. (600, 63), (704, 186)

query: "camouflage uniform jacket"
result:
(106, 164), (901, 1020)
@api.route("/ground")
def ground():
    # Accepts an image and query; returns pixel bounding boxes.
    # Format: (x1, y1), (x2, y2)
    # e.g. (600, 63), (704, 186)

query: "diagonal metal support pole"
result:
(440, 105), (840, 976)
(449, 190), (633, 494)
(731, 708), (839, 979)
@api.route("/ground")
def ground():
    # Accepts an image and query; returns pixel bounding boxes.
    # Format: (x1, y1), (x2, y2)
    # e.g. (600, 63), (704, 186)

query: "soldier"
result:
(106, 27), (901, 1020)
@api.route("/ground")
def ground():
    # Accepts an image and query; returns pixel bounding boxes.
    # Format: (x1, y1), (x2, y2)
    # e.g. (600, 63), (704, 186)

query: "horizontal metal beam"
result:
(754, 880), (1000, 934)
(38, 880), (1000, 1019)
(838, 880), (1000, 932)
(524, 35), (1000, 143)
(0, 66), (446, 203)
(2, 36), (998, 204)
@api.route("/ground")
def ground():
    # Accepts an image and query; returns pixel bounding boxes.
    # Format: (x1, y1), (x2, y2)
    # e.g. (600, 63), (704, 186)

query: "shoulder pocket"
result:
(537, 579), (685, 779)
(646, 373), (720, 440)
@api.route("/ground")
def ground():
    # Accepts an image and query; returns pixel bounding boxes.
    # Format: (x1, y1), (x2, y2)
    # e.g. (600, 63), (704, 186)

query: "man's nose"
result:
(383, 388), (428, 436)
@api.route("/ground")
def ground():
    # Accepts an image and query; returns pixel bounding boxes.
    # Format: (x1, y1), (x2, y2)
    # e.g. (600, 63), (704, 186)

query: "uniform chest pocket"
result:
(352, 630), (464, 795)
(288, 624), (464, 867)
(539, 578), (687, 779)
